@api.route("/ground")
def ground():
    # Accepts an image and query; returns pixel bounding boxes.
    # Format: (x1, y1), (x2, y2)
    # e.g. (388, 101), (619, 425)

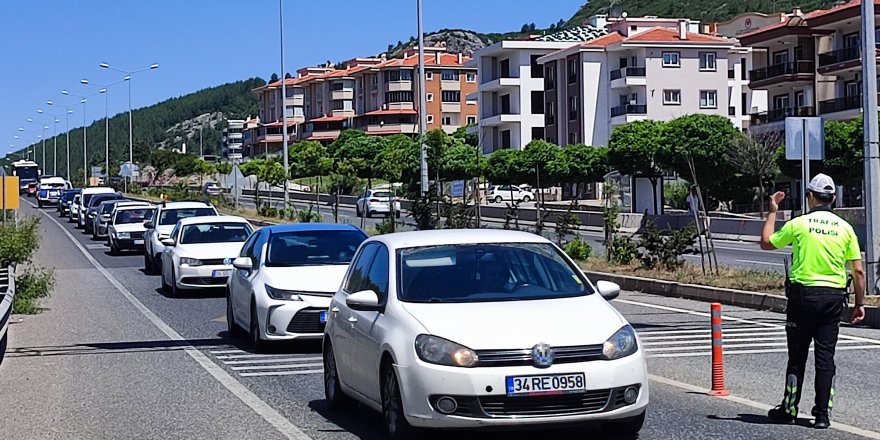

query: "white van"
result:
(76, 187), (116, 229)
(36, 176), (71, 208)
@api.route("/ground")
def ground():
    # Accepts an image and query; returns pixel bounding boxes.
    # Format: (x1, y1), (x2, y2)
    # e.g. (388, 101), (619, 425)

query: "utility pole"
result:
(861, 0), (880, 295)
(279, 0), (291, 210)
(417, 0), (429, 195)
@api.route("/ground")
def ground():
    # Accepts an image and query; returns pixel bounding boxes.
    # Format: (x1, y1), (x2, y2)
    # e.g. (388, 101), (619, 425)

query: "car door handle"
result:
(331, 307), (340, 313)
(347, 316), (358, 323)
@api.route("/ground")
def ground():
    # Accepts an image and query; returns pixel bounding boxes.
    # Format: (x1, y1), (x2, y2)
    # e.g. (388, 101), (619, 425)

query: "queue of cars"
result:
(41, 188), (647, 438)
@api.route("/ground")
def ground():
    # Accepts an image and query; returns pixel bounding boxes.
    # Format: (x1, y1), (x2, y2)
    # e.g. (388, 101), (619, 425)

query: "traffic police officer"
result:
(760, 174), (866, 429)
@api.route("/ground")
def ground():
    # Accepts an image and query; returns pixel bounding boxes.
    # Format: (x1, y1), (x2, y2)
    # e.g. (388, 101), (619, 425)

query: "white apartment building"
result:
(222, 119), (245, 162)
(469, 26), (607, 153)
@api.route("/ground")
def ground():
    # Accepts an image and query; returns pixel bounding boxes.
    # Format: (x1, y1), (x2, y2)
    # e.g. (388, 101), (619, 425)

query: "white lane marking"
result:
(641, 332), (785, 341)
(649, 344), (880, 358)
(637, 326), (775, 335)
(240, 370), (323, 377)
(231, 363), (323, 371)
(642, 337), (789, 347)
(649, 374), (880, 439)
(214, 353), (321, 360)
(29, 200), (312, 440)
(86, 244), (106, 250)
(209, 349), (248, 355)
(221, 357), (323, 365)
(735, 259), (785, 267)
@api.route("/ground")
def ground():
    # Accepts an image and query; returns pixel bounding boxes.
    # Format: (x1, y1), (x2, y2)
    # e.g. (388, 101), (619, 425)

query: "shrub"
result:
(258, 203), (278, 218)
(0, 218), (41, 267)
(12, 266), (55, 314)
(374, 217), (395, 235)
(296, 205), (322, 223)
(408, 188), (439, 231)
(610, 235), (638, 265)
(637, 221), (697, 271)
(442, 201), (475, 229)
(555, 203), (581, 246)
(564, 238), (592, 261)
(664, 181), (690, 210)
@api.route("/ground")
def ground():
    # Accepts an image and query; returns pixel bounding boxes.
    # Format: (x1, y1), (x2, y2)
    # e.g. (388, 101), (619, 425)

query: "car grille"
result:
(180, 277), (228, 286)
(285, 308), (326, 334)
(201, 258), (229, 266)
(130, 231), (145, 240)
(475, 344), (604, 367)
(479, 390), (612, 417)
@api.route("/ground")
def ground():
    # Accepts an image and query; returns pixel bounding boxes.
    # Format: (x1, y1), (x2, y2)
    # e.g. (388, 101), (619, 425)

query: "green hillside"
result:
(11, 78), (264, 178)
(567, 0), (837, 25)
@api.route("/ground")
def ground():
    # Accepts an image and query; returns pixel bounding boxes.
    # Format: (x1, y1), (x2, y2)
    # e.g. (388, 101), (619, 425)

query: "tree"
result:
(441, 142), (484, 182)
(521, 23), (530, 33)
(270, 73), (279, 82)
(425, 129), (451, 180)
(529, 23), (537, 31)
(727, 132), (782, 218)
(521, 140), (565, 188)
(215, 162), (233, 175)
(559, 144), (610, 199)
(663, 114), (740, 201)
(608, 120), (666, 213)
(375, 135), (419, 184)
(485, 148), (521, 185)
(288, 141), (331, 179)
(452, 126), (479, 148)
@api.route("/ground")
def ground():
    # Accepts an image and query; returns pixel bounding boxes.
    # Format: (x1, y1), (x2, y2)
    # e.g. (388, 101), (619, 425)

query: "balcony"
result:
(479, 77), (520, 92)
(611, 104), (647, 117)
(610, 67), (647, 89)
(749, 61), (814, 88)
(609, 67), (646, 81)
(819, 95), (861, 114)
(750, 106), (816, 125)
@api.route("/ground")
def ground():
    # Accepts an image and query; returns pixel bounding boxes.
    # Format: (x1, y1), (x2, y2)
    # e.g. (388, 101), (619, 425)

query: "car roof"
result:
(115, 203), (154, 211)
(263, 223), (365, 234)
(160, 201), (214, 210)
(177, 215), (249, 226)
(99, 199), (129, 205)
(369, 229), (549, 250)
(82, 187), (115, 194)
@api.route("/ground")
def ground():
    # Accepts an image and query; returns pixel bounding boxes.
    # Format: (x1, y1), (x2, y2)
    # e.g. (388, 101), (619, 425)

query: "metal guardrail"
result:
(0, 265), (15, 366)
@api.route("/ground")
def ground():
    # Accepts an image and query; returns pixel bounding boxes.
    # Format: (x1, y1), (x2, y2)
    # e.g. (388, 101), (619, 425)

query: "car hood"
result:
(399, 294), (625, 350)
(113, 224), (147, 233)
(155, 225), (175, 237)
(261, 265), (349, 295)
(176, 242), (245, 260)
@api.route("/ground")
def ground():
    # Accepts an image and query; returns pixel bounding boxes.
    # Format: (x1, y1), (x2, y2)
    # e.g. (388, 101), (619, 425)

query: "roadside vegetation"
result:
(0, 218), (55, 314)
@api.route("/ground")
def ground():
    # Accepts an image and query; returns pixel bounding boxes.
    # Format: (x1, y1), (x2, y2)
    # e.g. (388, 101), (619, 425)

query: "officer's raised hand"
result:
(768, 191), (785, 213)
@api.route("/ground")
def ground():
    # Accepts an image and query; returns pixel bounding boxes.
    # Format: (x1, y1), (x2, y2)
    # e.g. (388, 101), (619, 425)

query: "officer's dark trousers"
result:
(781, 294), (844, 416)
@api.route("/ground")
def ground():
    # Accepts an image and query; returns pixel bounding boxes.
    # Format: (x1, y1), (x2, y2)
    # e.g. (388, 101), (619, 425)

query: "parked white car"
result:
(76, 187), (116, 229)
(143, 201), (218, 275)
(487, 185), (534, 204)
(323, 229), (647, 438)
(68, 194), (81, 223)
(356, 189), (400, 218)
(107, 205), (157, 255)
(227, 223), (369, 350)
(160, 216), (253, 297)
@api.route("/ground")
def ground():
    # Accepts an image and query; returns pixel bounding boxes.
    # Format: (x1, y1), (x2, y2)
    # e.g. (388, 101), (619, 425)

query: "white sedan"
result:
(160, 216), (254, 297)
(323, 229), (647, 438)
(356, 189), (400, 218)
(227, 223), (369, 351)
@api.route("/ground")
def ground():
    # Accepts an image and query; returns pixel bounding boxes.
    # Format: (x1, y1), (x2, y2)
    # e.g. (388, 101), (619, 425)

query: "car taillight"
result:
(369, 198), (380, 202)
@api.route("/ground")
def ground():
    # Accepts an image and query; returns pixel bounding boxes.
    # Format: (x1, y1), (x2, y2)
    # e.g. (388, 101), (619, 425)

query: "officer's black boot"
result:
(768, 374), (800, 424)
(814, 412), (831, 429)
(813, 372), (836, 429)
(768, 405), (798, 424)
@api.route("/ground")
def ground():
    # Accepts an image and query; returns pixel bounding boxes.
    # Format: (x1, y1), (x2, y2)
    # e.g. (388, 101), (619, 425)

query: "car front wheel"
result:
(324, 342), (355, 411)
(382, 364), (417, 440)
(226, 291), (245, 339)
(522, 195), (531, 203)
(249, 301), (266, 352)
(493, 196), (503, 203)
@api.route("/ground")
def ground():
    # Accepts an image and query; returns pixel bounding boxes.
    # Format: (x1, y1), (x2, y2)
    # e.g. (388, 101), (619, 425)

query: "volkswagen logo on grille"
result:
(531, 343), (555, 368)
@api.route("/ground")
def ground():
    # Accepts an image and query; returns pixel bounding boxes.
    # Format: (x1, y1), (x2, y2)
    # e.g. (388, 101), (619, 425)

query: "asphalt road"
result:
(3, 199), (876, 439)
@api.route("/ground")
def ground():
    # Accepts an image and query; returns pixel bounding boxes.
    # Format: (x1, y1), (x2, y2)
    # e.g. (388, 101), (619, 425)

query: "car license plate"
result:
(319, 311), (327, 324)
(133, 239), (144, 245)
(212, 270), (232, 278)
(506, 373), (586, 397)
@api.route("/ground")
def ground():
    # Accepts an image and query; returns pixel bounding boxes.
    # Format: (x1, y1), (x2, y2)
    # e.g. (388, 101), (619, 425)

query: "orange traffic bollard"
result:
(708, 302), (730, 396)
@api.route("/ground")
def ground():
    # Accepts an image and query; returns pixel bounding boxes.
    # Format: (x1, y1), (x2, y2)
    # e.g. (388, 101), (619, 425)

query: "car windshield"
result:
(179, 222), (252, 244)
(90, 196), (120, 208)
(159, 207), (216, 226)
(115, 208), (155, 225)
(61, 191), (77, 202)
(100, 202), (122, 214)
(397, 243), (593, 303)
(371, 191), (392, 198)
(266, 230), (367, 267)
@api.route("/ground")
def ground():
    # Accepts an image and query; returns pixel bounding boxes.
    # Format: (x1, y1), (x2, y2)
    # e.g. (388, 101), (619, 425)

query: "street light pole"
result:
(417, 0), (429, 195)
(861, 0), (880, 295)
(48, 100), (74, 180)
(63, 89), (93, 186)
(280, 0), (291, 211)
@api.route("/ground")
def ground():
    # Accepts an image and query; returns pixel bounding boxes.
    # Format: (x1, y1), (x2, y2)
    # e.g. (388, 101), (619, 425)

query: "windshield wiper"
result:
(426, 297), (458, 303)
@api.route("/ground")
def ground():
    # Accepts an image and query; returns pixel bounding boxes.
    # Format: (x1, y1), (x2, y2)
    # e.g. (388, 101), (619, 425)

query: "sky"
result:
(0, 0), (585, 157)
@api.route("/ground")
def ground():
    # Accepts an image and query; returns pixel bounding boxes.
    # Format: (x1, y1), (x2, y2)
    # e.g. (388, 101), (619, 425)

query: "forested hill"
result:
(567, 0), (838, 25)
(12, 77), (263, 177)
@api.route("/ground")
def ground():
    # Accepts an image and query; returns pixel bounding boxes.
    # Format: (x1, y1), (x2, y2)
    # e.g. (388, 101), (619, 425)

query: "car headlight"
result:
(116, 232), (131, 239)
(264, 285), (303, 301)
(179, 257), (203, 267)
(602, 325), (638, 360)
(414, 335), (479, 368)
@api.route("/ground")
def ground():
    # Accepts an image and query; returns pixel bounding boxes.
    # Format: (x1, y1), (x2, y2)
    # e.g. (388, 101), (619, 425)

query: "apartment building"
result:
(539, 17), (755, 149)
(248, 74), (311, 156)
(221, 119), (245, 162)
(740, 0), (880, 133)
(470, 25), (607, 153)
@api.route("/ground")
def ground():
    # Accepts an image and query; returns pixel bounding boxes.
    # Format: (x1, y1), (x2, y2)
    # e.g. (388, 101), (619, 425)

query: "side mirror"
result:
(161, 238), (176, 247)
(144, 221), (155, 229)
(346, 290), (382, 312)
(596, 280), (621, 301)
(232, 257), (253, 270)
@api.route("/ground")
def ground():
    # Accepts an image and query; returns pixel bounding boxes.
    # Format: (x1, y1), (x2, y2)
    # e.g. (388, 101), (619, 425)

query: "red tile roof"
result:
(376, 52), (472, 69)
(261, 121), (299, 128)
(739, 0), (879, 40)
(624, 27), (734, 43)
(361, 109), (417, 116)
(581, 32), (626, 47)
(306, 134), (339, 141)
(310, 115), (348, 122)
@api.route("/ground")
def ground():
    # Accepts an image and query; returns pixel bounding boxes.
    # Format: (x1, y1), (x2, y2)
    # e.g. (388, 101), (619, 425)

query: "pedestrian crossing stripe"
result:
(208, 348), (323, 377)
(638, 322), (880, 359)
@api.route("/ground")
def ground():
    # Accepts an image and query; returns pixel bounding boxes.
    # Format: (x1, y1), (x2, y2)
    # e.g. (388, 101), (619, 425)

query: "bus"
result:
(11, 160), (40, 195)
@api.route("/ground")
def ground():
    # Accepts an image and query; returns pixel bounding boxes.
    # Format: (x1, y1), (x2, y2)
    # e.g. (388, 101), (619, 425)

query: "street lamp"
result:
(81, 78), (125, 179)
(37, 109), (63, 176)
(279, 0), (290, 210)
(62, 89), (99, 186)
(27, 118), (49, 172)
(99, 62), (159, 187)
(48, 100), (75, 181)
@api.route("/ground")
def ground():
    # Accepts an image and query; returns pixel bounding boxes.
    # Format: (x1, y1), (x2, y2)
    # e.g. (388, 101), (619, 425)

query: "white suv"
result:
(143, 201), (218, 274)
(487, 185), (534, 204)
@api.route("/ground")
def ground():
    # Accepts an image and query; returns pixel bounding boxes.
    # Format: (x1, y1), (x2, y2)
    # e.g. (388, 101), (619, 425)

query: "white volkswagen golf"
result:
(323, 229), (647, 438)
(159, 216), (254, 297)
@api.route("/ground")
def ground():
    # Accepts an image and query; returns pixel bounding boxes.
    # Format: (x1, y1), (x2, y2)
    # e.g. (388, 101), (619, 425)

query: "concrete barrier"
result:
(0, 265), (15, 366)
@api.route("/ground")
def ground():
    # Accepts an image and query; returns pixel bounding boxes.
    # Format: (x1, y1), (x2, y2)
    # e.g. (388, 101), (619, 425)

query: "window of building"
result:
(426, 93), (433, 102)
(531, 90), (544, 114)
(531, 126), (544, 141)
(741, 93), (748, 113)
(427, 115), (434, 124)
(568, 132), (578, 145)
(501, 130), (512, 148)
(331, 82), (345, 91)
(500, 94), (511, 114)
(330, 100), (346, 110)
(699, 52), (717, 71)
(740, 57), (747, 80)
(426, 71), (433, 81)
(466, 116), (477, 125)
(662, 52), (680, 67)
(845, 80), (860, 97)
(442, 91), (461, 102)
(568, 95), (578, 120)
(384, 69), (413, 82)
(545, 64), (556, 89)
(545, 102), (556, 125)
(567, 58), (578, 84)
(530, 54), (543, 79)
(663, 89), (681, 105)
(441, 70), (460, 81)
(442, 116), (452, 125)
(466, 72), (476, 82)
(771, 50), (788, 65)
(699, 90), (717, 109)
(773, 94), (790, 110)
(795, 90), (806, 108)
(844, 32), (860, 48)
(385, 91), (414, 103)
(499, 59), (510, 78)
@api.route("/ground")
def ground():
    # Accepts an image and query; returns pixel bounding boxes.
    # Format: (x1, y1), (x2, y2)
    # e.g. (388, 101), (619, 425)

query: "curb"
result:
(584, 270), (880, 329)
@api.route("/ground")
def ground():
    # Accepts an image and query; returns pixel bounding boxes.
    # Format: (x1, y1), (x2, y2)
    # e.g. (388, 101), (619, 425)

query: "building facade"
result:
(221, 119), (244, 162)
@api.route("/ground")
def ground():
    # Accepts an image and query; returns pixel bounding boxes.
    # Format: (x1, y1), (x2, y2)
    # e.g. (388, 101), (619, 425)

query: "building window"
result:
(699, 90), (718, 109)
(501, 130), (511, 148)
(773, 94), (790, 110)
(330, 100), (346, 110)
(663, 89), (681, 105)
(530, 54), (543, 79)
(442, 91), (460, 102)
(531, 126), (544, 141)
(442, 116), (452, 125)
(331, 82), (345, 91)
(427, 115), (434, 124)
(845, 80), (860, 97)
(466, 72), (476, 82)
(662, 52), (680, 67)
(545, 64), (556, 90)
(385, 91), (414, 103)
(384, 69), (413, 82)
(568, 96), (578, 120)
(426, 93), (433, 102)
(467, 116), (477, 125)
(699, 52), (717, 71)
(545, 102), (556, 125)
(772, 50), (788, 65)
(568, 132), (577, 145)
(441, 70), (460, 81)
(426, 71), (433, 81)
(531, 90), (544, 114)
(567, 58), (577, 84)
(740, 57), (747, 80)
